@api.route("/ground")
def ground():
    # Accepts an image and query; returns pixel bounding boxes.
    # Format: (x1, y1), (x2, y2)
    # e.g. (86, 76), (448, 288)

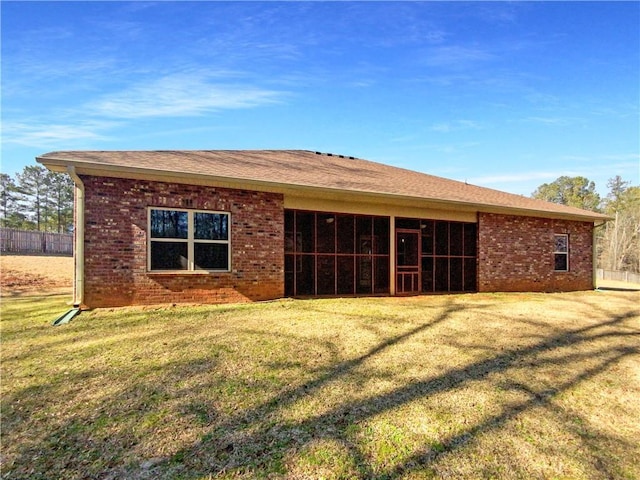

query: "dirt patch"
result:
(0, 254), (73, 296)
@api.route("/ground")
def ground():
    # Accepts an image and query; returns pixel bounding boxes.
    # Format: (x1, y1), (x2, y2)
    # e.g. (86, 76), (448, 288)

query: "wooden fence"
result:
(0, 228), (73, 255)
(596, 269), (640, 285)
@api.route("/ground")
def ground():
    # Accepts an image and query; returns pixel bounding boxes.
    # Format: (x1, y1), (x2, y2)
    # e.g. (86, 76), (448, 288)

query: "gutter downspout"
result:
(67, 166), (85, 307)
(593, 220), (608, 289)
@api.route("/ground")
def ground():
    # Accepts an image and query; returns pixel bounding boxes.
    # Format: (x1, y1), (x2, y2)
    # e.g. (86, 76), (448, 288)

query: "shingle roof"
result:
(37, 149), (609, 221)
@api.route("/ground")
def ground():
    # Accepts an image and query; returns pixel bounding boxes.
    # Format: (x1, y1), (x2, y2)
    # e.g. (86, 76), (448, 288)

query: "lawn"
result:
(1, 290), (639, 479)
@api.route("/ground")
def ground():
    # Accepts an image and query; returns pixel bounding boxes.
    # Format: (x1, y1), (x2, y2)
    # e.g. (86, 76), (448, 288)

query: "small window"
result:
(148, 208), (230, 272)
(554, 234), (569, 272)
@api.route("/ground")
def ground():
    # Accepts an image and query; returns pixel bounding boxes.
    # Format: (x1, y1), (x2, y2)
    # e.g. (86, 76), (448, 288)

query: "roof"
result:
(37, 149), (609, 222)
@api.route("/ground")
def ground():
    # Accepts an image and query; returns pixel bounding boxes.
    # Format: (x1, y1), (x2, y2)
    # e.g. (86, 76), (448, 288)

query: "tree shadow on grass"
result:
(160, 299), (638, 479)
(186, 303), (637, 479)
(1, 300), (465, 478)
(381, 342), (638, 479)
(3, 296), (639, 479)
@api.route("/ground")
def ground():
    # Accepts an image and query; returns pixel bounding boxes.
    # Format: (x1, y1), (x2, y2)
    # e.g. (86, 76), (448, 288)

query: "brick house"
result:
(37, 150), (609, 308)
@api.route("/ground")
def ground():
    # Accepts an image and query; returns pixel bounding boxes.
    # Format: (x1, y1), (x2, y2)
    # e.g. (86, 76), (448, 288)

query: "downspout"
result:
(593, 220), (607, 289)
(67, 166), (85, 307)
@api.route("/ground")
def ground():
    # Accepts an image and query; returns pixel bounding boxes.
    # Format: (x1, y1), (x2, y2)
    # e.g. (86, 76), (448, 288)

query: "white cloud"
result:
(468, 155), (640, 195)
(430, 119), (483, 133)
(424, 45), (495, 68)
(469, 171), (561, 185)
(521, 116), (584, 127)
(2, 121), (116, 148)
(601, 153), (640, 163)
(2, 70), (287, 150)
(423, 141), (481, 155)
(90, 73), (285, 119)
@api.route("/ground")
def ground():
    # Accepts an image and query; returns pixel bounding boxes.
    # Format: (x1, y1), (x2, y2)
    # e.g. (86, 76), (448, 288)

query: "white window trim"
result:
(147, 207), (231, 273)
(553, 233), (569, 272)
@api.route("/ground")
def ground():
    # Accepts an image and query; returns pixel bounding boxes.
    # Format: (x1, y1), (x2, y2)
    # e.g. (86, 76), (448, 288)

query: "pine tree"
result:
(604, 176), (632, 213)
(1, 173), (19, 227)
(46, 172), (74, 233)
(16, 165), (50, 231)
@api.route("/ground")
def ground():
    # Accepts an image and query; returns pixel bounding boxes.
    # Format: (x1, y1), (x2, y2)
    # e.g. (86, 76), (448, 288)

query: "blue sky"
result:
(2, 1), (639, 196)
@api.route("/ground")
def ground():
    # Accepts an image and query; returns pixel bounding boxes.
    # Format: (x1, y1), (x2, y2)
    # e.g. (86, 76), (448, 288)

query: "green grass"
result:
(1, 291), (639, 479)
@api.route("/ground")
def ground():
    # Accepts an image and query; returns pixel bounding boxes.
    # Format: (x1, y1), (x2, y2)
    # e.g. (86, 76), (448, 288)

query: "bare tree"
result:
(600, 179), (640, 273)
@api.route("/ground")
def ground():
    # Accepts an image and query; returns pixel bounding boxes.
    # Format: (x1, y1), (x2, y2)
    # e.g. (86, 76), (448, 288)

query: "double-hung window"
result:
(148, 207), (230, 272)
(553, 234), (569, 272)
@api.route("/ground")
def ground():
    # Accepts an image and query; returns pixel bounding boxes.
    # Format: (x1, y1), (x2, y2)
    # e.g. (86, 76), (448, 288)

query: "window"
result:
(554, 234), (569, 272)
(148, 208), (230, 272)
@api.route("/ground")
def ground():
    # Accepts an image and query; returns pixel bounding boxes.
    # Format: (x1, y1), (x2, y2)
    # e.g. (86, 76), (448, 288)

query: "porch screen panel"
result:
(435, 258), (449, 291)
(285, 210), (390, 297)
(449, 223), (463, 256)
(408, 218), (477, 293)
(317, 255), (336, 295)
(374, 218), (390, 254)
(285, 254), (295, 297)
(337, 215), (354, 254)
(450, 258), (463, 291)
(296, 213), (315, 253)
(463, 224), (477, 291)
(297, 255), (315, 296)
(422, 257), (434, 292)
(464, 258), (477, 292)
(374, 257), (390, 293)
(422, 221), (434, 255)
(435, 221), (449, 256)
(317, 214), (336, 253)
(337, 256), (355, 294)
(464, 223), (477, 257)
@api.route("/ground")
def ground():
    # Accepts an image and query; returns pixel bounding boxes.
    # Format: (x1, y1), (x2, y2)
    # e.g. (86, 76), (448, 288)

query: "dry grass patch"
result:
(0, 254), (73, 296)
(1, 291), (639, 479)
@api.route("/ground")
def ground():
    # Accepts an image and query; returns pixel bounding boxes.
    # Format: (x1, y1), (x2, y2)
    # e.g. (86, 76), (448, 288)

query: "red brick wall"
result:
(478, 213), (594, 292)
(80, 176), (284, 307)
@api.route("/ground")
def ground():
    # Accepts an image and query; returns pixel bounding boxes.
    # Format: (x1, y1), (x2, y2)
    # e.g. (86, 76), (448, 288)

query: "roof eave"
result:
(37, 156), (611, 223)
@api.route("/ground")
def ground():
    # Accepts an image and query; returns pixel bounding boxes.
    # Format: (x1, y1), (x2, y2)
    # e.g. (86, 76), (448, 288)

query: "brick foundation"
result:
(80, 176), (284, 308)
(478, 213), (594, 292)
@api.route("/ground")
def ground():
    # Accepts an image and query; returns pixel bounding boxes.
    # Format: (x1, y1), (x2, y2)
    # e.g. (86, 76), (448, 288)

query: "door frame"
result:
(395, 228), (421, 295)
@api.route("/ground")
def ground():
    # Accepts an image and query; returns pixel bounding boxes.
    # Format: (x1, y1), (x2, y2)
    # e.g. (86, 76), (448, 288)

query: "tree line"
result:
(1, 164), (638, 273)
(1, 165), (74, 233)
(532, 175), (640, 274)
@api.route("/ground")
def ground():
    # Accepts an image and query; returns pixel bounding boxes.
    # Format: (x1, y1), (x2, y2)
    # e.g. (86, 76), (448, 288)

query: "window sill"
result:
(147, 270), (231, 275)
